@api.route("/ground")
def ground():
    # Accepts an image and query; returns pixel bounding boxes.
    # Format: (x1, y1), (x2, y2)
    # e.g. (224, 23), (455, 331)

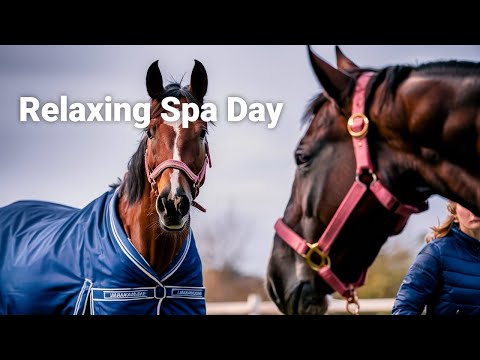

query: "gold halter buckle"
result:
(302, 243), (330, 272)
(347, 113), (369, 138)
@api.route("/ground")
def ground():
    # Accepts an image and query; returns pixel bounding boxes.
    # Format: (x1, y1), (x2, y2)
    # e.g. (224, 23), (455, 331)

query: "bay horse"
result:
(0, 59), (212, 315)
(267, 46), (480, 315)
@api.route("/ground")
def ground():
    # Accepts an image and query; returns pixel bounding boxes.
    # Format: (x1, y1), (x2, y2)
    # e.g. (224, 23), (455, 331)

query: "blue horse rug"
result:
(0, 188), (206, 315)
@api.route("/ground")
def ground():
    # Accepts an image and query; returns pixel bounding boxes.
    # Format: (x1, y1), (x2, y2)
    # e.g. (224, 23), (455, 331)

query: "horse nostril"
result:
(162, 197), (169, 212)
(156, 196), (166, 213)
(177, 195), (190, 216)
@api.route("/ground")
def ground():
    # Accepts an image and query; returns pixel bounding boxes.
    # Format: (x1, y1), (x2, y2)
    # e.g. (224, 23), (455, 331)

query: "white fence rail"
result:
(206, 294), (395, 315)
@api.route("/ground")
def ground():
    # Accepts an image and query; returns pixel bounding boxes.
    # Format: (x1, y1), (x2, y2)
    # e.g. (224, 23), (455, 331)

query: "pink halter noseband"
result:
(275, 72), (427, 314)
(144, 138), (212, 212)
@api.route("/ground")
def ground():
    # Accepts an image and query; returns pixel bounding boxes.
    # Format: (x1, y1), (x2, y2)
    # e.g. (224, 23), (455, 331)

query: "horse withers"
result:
(0, 60), (212, 315)
(267, 46), (480, 315)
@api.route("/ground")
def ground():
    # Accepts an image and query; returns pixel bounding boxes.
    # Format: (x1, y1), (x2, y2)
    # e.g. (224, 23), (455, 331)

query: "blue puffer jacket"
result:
(392, 226), (480, 315)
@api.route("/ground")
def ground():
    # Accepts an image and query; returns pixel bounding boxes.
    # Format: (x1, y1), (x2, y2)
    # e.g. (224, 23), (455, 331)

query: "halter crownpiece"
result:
(144, 138), (212, 213)
(275, 72), (427, 314)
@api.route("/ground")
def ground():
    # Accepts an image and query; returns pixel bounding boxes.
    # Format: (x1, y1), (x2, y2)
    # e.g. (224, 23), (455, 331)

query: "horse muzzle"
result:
(156, 194), (190, 231)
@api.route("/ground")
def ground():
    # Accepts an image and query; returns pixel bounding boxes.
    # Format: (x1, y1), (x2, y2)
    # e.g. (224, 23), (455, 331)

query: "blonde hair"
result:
(425, 200), (457, 243)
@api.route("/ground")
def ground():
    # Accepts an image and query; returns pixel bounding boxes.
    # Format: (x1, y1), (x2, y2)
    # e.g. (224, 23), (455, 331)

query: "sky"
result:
(1, 45), (479, 277)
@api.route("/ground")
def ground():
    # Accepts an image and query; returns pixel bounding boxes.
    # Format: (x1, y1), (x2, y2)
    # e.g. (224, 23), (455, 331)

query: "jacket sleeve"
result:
(391, 243), (441, 315)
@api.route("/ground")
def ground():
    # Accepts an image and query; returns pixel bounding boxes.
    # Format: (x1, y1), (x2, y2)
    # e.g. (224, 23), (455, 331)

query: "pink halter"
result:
(145, 140), (212, 212)
(275, 72), (427, 314)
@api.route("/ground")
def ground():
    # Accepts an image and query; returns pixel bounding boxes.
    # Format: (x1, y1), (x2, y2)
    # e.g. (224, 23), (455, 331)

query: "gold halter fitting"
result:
(302, 243), (331, 272)
(347, 113), (369, 138)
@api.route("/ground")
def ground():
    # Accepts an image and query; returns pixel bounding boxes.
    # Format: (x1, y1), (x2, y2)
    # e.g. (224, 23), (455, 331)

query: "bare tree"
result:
(194, 206), (252, 274)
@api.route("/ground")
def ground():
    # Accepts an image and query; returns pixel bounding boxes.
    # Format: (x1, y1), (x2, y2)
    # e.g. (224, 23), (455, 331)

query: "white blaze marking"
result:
(164, 118), (182, 203)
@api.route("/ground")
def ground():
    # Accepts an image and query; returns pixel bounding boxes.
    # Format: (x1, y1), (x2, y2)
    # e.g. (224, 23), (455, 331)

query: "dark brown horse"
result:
(266, 46), (480, 315)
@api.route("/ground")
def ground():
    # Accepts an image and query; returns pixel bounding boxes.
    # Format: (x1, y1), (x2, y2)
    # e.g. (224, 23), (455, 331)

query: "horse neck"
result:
(117, 185), (188, 276)
(371, 75), (480, 214)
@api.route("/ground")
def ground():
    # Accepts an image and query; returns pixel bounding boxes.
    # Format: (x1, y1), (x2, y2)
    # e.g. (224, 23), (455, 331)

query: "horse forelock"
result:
(150, 82), (200, 120)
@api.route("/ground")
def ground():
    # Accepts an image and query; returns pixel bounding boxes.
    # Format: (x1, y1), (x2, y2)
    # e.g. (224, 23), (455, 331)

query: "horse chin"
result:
(286, 282), (329, 315)
(159, 216), (188, 232)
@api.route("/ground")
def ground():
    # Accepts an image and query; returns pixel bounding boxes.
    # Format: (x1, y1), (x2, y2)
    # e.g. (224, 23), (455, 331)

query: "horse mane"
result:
(111, 81), (205, 206)
(416, 60), (480, 76)
(366, 61), (480, 115)
(302, 60), (480, 127)
(365, 65), (413, 115)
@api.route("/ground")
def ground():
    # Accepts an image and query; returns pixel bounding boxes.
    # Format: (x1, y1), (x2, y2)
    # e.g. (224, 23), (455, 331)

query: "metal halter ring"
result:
(302, 243), (330, 272)
(346, 301), (360, 315)
(346, 285), (360, 315)
(347, 113), (369, 138)
(355, 170), (377, 186)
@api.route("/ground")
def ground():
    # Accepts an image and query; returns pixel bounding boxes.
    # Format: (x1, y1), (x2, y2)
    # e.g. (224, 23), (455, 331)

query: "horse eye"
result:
(199, 129), (207, 140)
(146, 129), (154, 139)
(295, 151), (311, 166)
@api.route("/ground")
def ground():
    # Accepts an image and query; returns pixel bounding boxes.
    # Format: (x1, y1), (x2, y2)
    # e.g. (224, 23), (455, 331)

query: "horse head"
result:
(266, 46), (480, 315)
(117, 59), (211, 276)
(143, 59), (211, 231)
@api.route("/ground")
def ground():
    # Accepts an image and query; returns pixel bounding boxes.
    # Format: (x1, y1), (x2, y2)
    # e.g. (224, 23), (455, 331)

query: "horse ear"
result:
(335, 45), (359, 72)
(190, 60), (208, 103)
(307, 46), (355, 107)
(146, 60), (164, 99)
